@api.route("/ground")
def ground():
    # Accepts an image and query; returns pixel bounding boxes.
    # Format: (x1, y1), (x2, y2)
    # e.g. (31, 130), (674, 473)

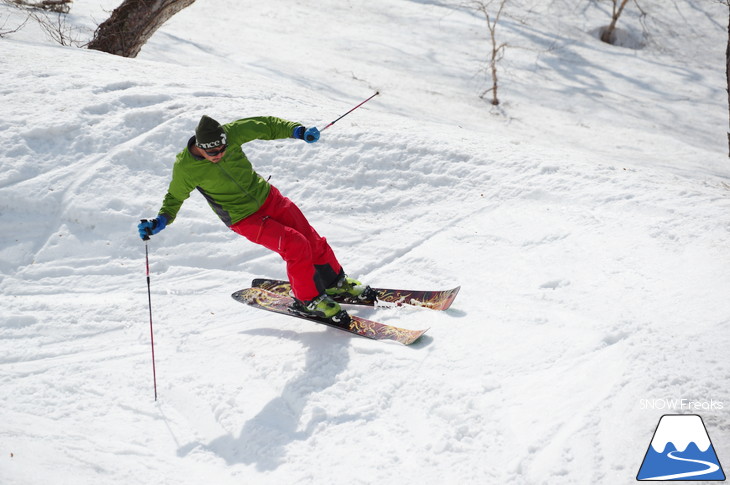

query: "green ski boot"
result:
(292, 293), (350, 325)
(326, 274), (378, 302)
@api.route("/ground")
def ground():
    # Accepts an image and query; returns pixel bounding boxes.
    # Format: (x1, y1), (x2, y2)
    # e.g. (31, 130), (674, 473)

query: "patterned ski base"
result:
(232, 287), (428, 345)
(251, 278), (460, 311)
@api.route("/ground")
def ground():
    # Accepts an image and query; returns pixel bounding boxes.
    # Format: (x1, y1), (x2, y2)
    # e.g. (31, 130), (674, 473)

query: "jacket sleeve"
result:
(224, 116), (301, 145)
(158, 158), (195, 225)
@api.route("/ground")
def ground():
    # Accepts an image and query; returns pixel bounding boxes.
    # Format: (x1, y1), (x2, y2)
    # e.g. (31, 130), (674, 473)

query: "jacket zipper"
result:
(216, 162), (260, 205)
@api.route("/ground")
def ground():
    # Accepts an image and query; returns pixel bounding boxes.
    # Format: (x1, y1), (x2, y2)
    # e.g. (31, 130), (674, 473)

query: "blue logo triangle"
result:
(637, 414), (726, 481)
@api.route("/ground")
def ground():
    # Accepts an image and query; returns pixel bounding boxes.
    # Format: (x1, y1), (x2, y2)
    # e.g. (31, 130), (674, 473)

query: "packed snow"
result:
(1, 1), (729, 484)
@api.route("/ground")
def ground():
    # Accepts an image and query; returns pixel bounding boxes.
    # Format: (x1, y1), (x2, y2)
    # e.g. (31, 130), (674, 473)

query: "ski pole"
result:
(321, 91), (379, 131)
(142, 221), (158, 401)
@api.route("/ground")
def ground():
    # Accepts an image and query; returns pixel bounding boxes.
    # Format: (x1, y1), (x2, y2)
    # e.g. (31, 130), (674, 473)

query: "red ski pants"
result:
(230, 186), (342, 301)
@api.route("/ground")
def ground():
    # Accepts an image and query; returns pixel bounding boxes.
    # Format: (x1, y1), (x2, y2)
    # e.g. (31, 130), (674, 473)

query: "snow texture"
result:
(1, 1), (728, 484)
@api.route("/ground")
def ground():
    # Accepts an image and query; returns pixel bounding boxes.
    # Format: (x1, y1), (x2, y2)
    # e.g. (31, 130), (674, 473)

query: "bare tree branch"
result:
(1, 0), (80, 43)
(8, 0), (71, 14)
(0, 5), (30, 37)
(463, 0), (509, 106)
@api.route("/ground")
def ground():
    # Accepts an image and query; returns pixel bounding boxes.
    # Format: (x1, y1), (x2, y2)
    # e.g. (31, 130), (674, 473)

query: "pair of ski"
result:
(231, 279), (460, 345)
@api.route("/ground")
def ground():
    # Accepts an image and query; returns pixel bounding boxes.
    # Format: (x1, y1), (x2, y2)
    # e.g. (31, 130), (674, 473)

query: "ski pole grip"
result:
(140, 219), (152, 241)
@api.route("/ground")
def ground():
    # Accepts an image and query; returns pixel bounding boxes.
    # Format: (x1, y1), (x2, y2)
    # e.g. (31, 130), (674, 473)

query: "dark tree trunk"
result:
(88, 0), (196, 58)
(601, 0), (629, 44)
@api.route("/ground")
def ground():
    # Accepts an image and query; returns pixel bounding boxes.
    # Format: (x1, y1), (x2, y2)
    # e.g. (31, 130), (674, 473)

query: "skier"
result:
(138, 114), (372, 323)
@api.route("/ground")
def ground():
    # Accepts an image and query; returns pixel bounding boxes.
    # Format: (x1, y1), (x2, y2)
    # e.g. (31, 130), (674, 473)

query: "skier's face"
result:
(200, 144), (227, 163)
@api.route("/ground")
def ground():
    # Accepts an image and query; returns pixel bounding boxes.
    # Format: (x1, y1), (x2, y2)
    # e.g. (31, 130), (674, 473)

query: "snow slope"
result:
(1, 1), (729, 484)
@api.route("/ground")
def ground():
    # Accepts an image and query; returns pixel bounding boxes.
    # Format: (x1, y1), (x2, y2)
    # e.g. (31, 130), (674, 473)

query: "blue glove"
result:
(138, 216), (167, 240)
(303, 127), (320, 143)
(293, 126), (320, 143)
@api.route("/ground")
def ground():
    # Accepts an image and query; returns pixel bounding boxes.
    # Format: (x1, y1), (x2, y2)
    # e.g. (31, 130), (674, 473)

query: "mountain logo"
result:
(637, 414), (726, 481)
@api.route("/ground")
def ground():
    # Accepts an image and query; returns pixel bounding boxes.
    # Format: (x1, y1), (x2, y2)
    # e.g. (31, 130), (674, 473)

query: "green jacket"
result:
(159, 116), (301, 226)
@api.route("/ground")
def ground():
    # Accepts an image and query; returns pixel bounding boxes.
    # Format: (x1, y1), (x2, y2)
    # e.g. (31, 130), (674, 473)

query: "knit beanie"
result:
(195, 115), (227, 149)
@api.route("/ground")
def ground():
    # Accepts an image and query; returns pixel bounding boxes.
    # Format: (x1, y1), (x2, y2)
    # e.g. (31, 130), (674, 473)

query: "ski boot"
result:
(291, 293), (351, 326)
(326, 273), (378, 303)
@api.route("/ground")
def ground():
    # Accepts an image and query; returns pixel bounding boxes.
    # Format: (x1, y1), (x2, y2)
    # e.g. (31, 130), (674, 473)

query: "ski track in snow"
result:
(1, 1), (729, 484)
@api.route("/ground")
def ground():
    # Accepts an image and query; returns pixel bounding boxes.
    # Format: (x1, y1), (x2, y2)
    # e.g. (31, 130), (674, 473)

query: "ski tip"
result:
(232, 287), (275, 301)
(437, 286), (460, 311)
(231, 288), (254, 303)
(403, 328), (430, 345)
